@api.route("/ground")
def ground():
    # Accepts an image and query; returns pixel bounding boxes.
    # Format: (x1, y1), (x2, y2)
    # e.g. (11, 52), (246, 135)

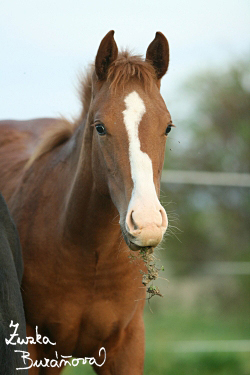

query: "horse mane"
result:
(25, 51), (156, 168)
(25, 117), (76, 169)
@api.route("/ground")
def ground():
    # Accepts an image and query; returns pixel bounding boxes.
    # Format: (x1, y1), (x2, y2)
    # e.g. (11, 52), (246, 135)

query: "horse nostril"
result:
(131, 211), (139, 230)
(125, 210), (140, 234)
(126, 210), (135, 233)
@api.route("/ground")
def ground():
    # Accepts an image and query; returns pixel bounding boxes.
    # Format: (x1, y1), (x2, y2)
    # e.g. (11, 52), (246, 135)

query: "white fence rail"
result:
(166, 261), (250, 275)
(146, 340), (250, 353)
(171, 340), (250, 353)
(161, 170), (250, 187)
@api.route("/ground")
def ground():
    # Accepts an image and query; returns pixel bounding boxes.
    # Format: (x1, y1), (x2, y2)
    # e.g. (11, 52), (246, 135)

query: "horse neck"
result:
(61, 116), (120, 251)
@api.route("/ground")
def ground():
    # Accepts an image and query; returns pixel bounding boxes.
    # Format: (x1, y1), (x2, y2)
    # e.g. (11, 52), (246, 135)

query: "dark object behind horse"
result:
(0, 193), (27, 375)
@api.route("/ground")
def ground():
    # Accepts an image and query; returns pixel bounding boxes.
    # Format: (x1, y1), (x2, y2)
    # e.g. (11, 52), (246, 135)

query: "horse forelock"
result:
(107, 51), (156, 92)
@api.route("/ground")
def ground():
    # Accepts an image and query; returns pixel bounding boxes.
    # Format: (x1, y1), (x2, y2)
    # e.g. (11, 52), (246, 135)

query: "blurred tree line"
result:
(162, 56), (250, 277)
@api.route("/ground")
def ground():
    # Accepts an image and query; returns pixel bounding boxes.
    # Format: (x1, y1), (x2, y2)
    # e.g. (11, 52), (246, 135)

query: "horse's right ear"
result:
(95, 30), (118, 81)
(146, 32), (169, 80)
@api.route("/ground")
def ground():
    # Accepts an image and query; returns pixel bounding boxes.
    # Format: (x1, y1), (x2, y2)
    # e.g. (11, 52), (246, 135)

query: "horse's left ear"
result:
(146, 32), (169, 80)
(95, 30), (118, 81)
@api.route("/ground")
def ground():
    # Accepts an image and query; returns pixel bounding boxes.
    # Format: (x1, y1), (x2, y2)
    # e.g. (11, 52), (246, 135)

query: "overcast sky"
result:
(1, 0), (249, 121)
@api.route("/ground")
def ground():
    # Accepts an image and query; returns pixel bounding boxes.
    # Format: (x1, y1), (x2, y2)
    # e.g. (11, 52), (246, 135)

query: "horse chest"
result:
(24, 253), (144, 356)
(40, 289), (138, 357)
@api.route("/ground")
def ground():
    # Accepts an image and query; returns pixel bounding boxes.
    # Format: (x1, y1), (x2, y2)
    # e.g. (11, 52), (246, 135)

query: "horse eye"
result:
(165, 124), (172, 135)
(95, 124), (106, 136)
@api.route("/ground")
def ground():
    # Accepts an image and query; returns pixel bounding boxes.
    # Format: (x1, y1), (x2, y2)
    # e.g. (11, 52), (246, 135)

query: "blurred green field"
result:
(143, 298), (250, 375)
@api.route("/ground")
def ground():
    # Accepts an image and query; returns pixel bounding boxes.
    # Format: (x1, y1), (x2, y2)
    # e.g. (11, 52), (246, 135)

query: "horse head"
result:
(88, 30), (172, 251)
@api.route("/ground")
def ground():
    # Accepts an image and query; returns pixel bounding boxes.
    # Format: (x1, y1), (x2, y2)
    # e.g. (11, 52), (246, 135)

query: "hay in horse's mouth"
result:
(129, 246), (165, 300)
(121, 225), (165, 299)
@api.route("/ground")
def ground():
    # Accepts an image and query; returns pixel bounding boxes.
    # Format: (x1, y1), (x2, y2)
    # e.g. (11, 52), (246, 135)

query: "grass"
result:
(143, 301), (250, 375)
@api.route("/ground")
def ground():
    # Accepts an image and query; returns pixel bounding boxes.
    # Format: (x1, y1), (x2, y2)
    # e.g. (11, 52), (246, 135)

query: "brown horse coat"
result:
(0, 31), (172, 374)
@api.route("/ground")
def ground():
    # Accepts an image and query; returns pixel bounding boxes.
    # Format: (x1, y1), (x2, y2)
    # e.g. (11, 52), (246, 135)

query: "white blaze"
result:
(123, 91), (160, 227)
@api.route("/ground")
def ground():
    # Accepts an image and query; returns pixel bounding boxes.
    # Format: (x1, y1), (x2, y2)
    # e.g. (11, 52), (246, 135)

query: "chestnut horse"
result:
(0, 31), (172, 374)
